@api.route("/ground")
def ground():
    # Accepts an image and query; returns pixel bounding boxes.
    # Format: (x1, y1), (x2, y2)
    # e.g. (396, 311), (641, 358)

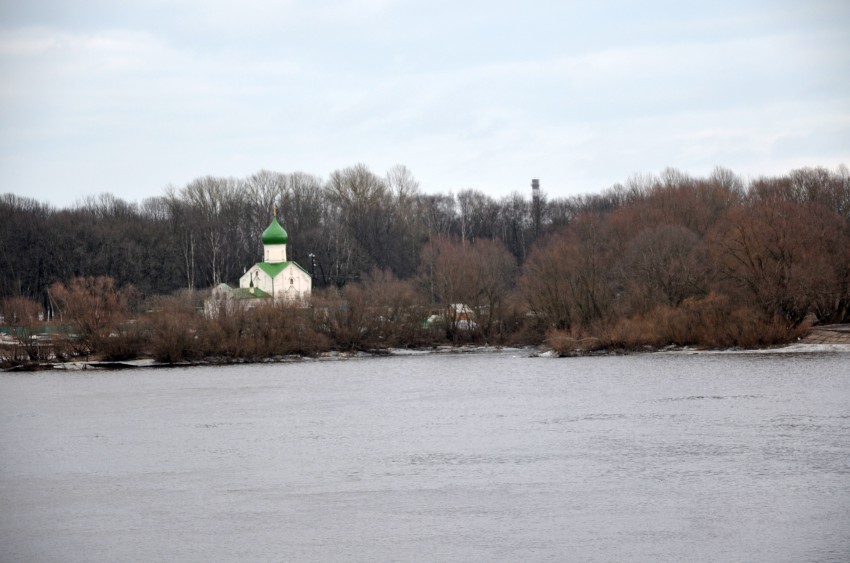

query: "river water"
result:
(1, 350), (849, 562)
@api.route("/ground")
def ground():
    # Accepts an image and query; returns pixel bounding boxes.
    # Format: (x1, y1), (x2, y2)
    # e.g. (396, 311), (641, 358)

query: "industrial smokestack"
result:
(531, 179), (541, 238)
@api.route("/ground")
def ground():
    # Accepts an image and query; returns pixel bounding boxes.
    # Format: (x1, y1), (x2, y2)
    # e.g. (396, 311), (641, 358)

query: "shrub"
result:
(605, 292), (801, 350)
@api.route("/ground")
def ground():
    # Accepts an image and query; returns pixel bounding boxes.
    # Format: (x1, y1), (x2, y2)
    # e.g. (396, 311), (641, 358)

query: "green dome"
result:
(262, 216), (288, 245)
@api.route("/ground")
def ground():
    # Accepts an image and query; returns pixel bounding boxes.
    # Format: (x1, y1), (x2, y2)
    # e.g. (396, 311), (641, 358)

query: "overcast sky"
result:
(1, 0), (848, 207)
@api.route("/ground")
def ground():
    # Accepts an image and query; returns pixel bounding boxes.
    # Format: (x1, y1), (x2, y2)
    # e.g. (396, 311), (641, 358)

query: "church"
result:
(239, 211), (312, 301)
(206, 210), (311, 316)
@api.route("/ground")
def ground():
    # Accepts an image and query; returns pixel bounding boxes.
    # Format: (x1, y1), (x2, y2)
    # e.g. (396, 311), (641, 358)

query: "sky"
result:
(1, 0), (849, 207)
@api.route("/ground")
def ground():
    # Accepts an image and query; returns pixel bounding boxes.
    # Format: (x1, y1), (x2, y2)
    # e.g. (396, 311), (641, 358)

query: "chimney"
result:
(531, 179), (541, 237)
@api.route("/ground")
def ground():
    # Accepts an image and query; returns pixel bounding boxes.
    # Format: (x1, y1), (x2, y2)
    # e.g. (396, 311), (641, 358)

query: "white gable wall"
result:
(239, 267), (273, 295)
(238, 264), (311, 301)
(274, 265), (312, 301)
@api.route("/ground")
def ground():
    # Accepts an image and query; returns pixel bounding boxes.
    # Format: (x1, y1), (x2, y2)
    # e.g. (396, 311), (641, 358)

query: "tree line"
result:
(0, 162), (626, 301)
(2, 164), (849, 361)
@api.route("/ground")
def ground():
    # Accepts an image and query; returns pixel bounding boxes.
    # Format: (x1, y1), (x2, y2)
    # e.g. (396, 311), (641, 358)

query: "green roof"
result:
(255, 261), (311, 278)
(262, 216), (288, 245)
(257, 261), (288, 278)
(231, 287), (271, 300)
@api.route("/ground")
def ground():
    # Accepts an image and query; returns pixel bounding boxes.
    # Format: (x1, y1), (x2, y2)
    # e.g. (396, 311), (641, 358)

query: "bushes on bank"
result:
(546, 292), (807, 355)
(8, 271), (824, 365)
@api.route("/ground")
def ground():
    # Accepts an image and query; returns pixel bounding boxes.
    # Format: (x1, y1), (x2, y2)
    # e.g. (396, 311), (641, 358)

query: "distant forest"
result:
(2, 164), (849, 356)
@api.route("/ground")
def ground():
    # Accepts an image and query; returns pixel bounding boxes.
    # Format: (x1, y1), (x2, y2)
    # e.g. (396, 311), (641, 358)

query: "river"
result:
(1, 350), (849, 562)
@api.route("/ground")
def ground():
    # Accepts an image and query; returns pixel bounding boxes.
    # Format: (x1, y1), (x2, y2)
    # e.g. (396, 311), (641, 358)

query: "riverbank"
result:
(2, 344), (534, 371)
(800, 324), (850, 345)
(5, 327), (850, 372)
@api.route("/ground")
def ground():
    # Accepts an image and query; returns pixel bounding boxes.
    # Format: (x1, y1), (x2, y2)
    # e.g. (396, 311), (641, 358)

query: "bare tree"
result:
(615, 225), (708, 315)
(519, 214), (615, 331)
(710, 199), (850, 325)
(0, 296), (46, 360)
(49, 276), (138, 358)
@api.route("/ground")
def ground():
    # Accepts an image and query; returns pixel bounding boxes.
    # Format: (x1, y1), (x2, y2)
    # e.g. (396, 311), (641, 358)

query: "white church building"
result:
(206, 211), (311, 316)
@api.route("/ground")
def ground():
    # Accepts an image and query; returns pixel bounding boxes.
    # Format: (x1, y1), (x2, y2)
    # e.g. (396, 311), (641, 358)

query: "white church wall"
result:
(274, 265), (311, 301)
(264, 244), (287, 263)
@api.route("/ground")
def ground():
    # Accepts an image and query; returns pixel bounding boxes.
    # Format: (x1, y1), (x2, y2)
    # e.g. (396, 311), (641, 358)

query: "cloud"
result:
(0, 32), (58, 56)
(0, 0), (848, 206)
